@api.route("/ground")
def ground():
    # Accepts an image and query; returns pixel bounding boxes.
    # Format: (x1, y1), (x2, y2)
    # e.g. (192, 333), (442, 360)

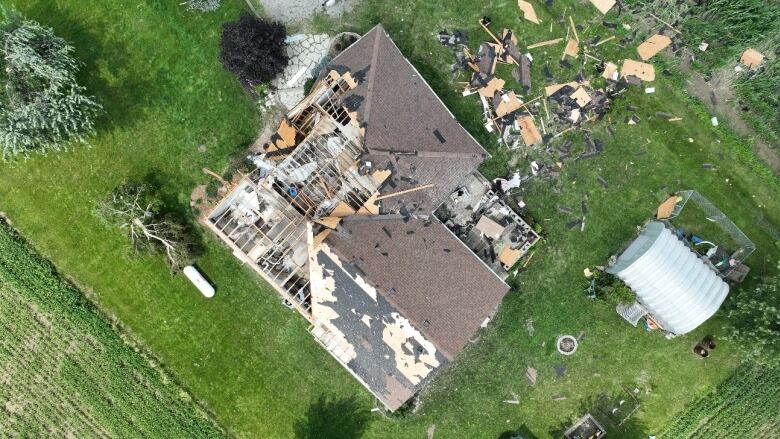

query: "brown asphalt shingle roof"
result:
(327, 25), (490, 213)
(325, 215), (510, 360)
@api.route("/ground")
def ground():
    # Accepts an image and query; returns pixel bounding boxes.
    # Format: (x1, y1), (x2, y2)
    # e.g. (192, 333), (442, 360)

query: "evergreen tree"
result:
(0, 9), (101, 159)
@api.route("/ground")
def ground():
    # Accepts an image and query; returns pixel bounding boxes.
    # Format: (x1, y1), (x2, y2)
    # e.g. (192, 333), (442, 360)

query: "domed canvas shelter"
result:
(607, 221), (729, 335)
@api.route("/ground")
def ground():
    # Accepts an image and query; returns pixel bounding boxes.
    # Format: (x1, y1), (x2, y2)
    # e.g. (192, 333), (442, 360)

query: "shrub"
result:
(219, 14), (288, 87)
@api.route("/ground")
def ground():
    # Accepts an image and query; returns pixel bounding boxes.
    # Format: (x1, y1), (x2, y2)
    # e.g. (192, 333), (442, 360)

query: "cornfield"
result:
(0, 219), (226, 438)
(660, 365), (780, 439)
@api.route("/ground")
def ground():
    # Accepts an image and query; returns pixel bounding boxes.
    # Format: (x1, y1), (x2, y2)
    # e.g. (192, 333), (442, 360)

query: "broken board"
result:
(637, 34), (672, 60)
(621, 59), (655, 81)
(518, 0), (541, 24)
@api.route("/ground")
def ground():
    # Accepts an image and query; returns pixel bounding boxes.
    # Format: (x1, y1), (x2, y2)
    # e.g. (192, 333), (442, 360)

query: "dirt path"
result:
(680, 50), (780, 174)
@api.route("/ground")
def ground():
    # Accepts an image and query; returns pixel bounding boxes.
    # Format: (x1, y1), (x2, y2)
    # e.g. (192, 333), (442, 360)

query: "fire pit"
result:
(557, 335), (578, 355)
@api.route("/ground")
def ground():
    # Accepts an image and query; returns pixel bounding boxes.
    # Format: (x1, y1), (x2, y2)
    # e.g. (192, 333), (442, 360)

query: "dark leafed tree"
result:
(0, 9), (101, 159)
(219, 13), (288, 87)
(96, 183), (195, 272)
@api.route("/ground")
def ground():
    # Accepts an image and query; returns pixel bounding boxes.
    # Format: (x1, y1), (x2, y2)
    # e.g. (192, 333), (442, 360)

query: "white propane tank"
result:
(183, 266), (215, 298)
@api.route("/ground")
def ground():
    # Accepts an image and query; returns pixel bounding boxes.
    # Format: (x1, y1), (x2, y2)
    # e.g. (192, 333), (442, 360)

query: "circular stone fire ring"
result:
(556, 335), (578, 355)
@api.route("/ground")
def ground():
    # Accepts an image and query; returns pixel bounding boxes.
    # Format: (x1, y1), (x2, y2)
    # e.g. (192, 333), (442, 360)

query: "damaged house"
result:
(205, 25), (538, 410)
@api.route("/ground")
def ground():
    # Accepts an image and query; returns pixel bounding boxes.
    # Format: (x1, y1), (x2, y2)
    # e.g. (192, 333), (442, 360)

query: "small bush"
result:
(219, 14), (288, 87)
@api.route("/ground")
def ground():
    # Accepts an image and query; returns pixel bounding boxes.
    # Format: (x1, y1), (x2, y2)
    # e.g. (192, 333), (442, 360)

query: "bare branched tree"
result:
(97, 183), (194, 272)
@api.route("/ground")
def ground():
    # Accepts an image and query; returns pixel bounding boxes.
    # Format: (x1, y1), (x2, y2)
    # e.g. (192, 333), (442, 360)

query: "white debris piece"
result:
(698, 42), (709, 52)
(711, 117), (719, 126)
(645, 87), (655, 94)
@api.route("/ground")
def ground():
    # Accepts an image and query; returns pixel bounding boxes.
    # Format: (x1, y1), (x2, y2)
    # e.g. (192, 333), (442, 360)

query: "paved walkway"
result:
(271, 34), (332, 109)
(258, 0), (356, 24)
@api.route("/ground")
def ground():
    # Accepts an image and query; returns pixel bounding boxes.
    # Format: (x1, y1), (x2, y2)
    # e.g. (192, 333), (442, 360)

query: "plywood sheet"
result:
(621, 59), (656, 81)
(314, 217), (342, 229)
(637, 34), (672, 60)
(476, 215), (505, 239)
(331, 201), (357, 217)
(564, 38), (579, 58)
(740, 48), (765, 70)
(499, 246), (522, 268)
(517, 115), (542, 146)
(570, 87), (592, 107)
(545, 81), (579, 97)
(371, 169), (392, 185)
(518, 0), (540, 24)
(278, 118), (297, 146)
(602, 61), (618, 80)
(589, 0), (616, 14)
(478, 77), (506, 97)
(495, 91), (523, 117)
(656, 196), (680, 219)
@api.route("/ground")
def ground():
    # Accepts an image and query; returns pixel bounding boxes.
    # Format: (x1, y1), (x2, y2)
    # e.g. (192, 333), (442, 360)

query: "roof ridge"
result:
(361, 26), (383, 130)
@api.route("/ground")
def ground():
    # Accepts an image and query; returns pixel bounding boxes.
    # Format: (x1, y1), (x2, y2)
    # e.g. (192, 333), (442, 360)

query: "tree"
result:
(96, 183), (195, 272)
(219, 14), (288, 87)
(0, 9), (101, 159)
(723, 276), (780, 367)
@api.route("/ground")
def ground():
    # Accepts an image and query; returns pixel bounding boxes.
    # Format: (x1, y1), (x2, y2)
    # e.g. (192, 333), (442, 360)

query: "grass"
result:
(0, 219), (225, 437)
(0, 0), (779, 438)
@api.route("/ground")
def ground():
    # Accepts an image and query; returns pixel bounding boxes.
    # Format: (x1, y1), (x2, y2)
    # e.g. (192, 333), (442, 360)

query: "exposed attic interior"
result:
(435, 173), (540, 278)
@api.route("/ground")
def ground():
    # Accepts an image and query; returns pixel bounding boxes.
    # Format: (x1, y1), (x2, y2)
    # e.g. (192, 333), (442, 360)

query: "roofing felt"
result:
(323, 215), (510, 360)
(310, 245), (448, 411)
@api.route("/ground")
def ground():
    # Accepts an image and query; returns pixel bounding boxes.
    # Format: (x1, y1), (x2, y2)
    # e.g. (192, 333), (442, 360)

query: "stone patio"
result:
(271, 34), (331, 110)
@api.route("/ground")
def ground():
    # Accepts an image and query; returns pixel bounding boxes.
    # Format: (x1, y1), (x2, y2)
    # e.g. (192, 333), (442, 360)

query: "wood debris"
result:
(589, 0), (616, 14)
(518, 0), (541, 24)
(478, 77), (506, 97)
(621, 59), (655, 81)
(570, 87), (592, 107)
(636, 34), (672, 60)
(601, 61), (618, 80)
(563, 38), (579, 59)
(740, 48), (765, 70)
(517, 115), (542, 146)
(527, 38), (563, 49)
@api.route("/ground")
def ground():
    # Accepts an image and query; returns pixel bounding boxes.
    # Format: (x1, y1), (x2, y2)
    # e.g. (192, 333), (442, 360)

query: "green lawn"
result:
(1, 0), (779, 438)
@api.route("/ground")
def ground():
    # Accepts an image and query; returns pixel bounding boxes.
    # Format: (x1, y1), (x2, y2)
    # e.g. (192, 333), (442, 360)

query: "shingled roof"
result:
(327, 25), (489, 213)
(323, 215), (509, 360)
